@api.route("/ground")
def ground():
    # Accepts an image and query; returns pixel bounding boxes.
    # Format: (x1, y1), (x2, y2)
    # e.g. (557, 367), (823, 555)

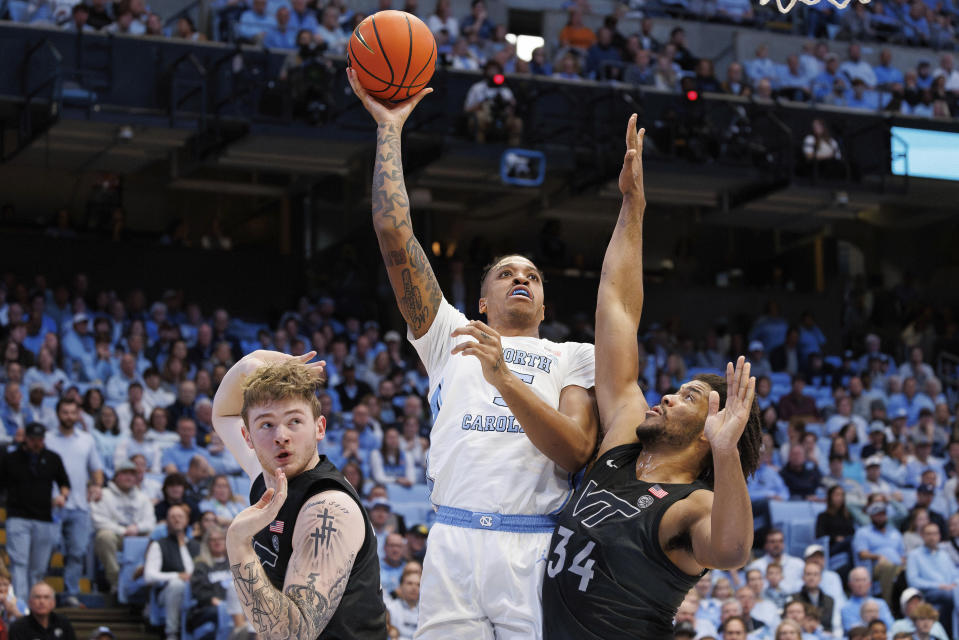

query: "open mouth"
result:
(509, 285), (532, 301)
(275, 451), (293, 463)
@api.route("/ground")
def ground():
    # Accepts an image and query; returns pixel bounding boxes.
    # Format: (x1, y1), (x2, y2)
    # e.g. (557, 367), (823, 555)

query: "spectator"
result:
(141, 368), (174, 412)
(780, 443), (822, 500)
(715, 0), (754, 23)
(186, 527), (232, 640)
(285, 0), (317, 34)
(720, 615), (748, 640)
(155, 472), (201, 525)
(85, 0), (113, 30)
(264, 7), (296, 49)
(427, 0), (457, 36)
(113, 414), (161, 473)
(777, 55), (811, 102)
(842, 567), (894, 631)
(380, 533), (408, 595)
(0, 423), (70, 603)
(748, 528), (805, 594)
(23, 348), (67, 398)
(748, 432), (789, 504)
(369, 498), (395, 557)
(449, 37), (481, 71)
(665, 27), (695, 72)
(23, 383), (56, 431)
(334, 358), (373, 413)
(906, 438), (944, 489)
(906, 521), (959, 630)
(144, 505), (198, 640)
(236, 0), (275, 44)
(653, 52), (679, 91)
(459, 0), (493, 41)
(816, 484), (856, 561)
(385, 565), (420, 640)
(745, 44), (779, 85)
(873, 49), (904, 91)
(197, 474), (243, 527)
(105, 353), (141, 405)
(161, 417), (210, 474)
(778, 376), (819, 422)
(733, 586), (767, 632)
(145, 12), (163, 36)
(840, 3), (876, 40)
(891, 589), (950, 639)
(7, 582), (76, 640)
(45, 398), (103, 607)
(315, 5), (349, 55)
(0, 382), (25, 439)
(759, 563), (788, 614)
(852, 498), (904, 605)
(370, 427), (415, 487)
(795, 560), (837, 634)
(64, 4), (94, 32)
(464, 60), (523, 146)
(585, 27), (622, 80)
(0, 565), (26, 627)
(746, 341), (772, 378)
(405, 523), (428, 564)
(558, 7), (595, 51)
(721, 62), (750, 96)
(839, 44), (878, 88)
(91, 460), (156, 598)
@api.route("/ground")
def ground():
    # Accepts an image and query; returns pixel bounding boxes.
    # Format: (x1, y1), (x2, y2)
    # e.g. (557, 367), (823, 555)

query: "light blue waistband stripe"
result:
(434, 505), (557, 533)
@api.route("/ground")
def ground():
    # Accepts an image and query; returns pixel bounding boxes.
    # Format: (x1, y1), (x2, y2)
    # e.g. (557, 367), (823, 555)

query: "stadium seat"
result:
(118, 536), (150, 605)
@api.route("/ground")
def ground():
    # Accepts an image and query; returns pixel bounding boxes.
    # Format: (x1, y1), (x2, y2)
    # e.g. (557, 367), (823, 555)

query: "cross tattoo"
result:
(308, 509), (337, 557)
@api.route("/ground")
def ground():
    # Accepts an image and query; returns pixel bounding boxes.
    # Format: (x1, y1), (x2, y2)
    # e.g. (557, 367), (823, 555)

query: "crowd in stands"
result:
(2, 0), (959, 122)
(0, 272), (431, 639)
(0, 243), (955, 640)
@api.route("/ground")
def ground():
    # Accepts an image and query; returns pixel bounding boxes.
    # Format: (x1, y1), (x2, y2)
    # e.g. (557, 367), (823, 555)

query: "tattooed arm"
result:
(346, 68), (443, 339)
(228, 489), (364, 639)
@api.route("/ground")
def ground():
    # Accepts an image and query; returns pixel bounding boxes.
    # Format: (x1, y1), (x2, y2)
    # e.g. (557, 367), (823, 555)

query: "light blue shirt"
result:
(905, 455), (945, 488)
(288, 9), (318, 33)
(380, 559), (406, 595)
(237, 9), (277, 40)
(840, 595), (894, 630)
(852, 524), (905, 566)
(906, 544), (959, 589)
(160, 441), (212, 473)
(264, 26), (297, 49)
(46, 428), (103, 511)
(23, 367), (70, 396)
(106, 372), (142, 405)
(748, 463), (790, 501)
(746, 57), (779, 82)
(874, 64), (905, 86)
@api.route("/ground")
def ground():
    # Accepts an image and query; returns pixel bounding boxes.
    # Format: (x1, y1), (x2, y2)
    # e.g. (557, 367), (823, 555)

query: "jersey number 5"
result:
(547, 526), (595, 592)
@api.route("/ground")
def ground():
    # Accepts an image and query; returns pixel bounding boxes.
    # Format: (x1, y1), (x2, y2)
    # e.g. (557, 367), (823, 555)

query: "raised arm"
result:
(595, 114), (650, 457)
(347, 68), (442, 339)
(227, 473), (365, 639)
(213, 351), (325, 480)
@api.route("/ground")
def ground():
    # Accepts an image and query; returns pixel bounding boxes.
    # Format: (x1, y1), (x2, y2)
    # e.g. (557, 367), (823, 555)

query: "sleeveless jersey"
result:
(250, 458), (387, 640)
(409, 298), (595, 515)
(541, 443), (710, 639)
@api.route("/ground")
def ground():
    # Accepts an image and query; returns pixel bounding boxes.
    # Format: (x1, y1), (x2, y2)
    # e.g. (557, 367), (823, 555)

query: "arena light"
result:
(492, 73), (505, 86)
(686, 90), (699, 102)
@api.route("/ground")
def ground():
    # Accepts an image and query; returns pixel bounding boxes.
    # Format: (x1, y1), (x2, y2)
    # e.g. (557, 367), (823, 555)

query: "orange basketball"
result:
(348, 10), (436, 102)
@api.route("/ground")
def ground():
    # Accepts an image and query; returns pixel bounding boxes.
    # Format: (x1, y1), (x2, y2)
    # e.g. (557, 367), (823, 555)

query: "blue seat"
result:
(117, 537), (150, 605)
(769, 372), (791, 388)
(389, 484), (430, 504)
(788, 521), (818, 558)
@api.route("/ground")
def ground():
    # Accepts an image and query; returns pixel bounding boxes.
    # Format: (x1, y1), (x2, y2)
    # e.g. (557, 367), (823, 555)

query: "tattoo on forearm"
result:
(400, 269), (427, 330)
(230, 554), (354, 639)
(387, 250), (407, 266)
(373, 123), (411, 232)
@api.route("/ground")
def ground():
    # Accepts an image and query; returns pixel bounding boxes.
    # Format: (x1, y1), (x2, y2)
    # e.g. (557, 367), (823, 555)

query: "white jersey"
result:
(409, 299), (594, 516)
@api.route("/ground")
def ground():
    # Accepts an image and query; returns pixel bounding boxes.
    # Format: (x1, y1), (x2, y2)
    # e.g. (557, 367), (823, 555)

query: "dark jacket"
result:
(795, 587), (835, 631)
(780, 461), (822, 499)
(9, 612), (77, 640)
(0, 445), (70, 521)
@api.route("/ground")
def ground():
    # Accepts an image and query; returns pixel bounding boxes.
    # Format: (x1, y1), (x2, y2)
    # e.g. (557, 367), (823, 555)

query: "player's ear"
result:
(241, 424), (254, 449)
(478, 297), (487, 315)
(538, 303), (545, 324)
(315, 414), (326, 441)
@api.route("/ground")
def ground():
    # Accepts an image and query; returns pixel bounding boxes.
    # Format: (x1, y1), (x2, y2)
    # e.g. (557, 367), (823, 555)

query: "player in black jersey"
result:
(541, 115), (763, 639)
(213, 352), (387, 639)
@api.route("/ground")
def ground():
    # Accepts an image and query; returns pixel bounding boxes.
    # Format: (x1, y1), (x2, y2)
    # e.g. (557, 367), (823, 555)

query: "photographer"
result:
(279, 30), (335, 124)
(464, 60), (523, 146)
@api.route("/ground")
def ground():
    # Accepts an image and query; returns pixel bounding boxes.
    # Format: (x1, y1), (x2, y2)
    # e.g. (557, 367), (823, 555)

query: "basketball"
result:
(347, 10), (436, 102)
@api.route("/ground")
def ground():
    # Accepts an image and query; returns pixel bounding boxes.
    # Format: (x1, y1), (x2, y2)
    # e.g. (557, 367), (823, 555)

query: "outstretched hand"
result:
(227, 468), (288, 543)
(618, 113), (646, 208)
(346, 67), (433, 128)
(246, 350), (326, 380)
(704, 356), (756, 455)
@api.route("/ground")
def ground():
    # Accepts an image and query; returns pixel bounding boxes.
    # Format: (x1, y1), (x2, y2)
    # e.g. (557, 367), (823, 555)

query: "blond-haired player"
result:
(213, 351), (387, 639)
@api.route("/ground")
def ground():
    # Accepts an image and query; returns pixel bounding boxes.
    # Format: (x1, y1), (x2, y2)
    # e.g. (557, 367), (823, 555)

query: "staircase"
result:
(57, 606), (152, 640)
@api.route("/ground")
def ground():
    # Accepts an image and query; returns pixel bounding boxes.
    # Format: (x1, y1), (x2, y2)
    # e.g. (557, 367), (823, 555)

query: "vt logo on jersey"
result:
(253, 541), (279, 568)
(572, 480), (649, 527)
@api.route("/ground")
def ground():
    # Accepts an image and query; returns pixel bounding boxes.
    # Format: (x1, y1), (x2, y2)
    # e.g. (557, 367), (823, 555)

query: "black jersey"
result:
(542, 443), (710, 640)
(250, 457), (387, 640)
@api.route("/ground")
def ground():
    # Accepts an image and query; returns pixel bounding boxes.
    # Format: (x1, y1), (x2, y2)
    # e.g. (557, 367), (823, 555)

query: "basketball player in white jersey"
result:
(347, 68), (599, 639)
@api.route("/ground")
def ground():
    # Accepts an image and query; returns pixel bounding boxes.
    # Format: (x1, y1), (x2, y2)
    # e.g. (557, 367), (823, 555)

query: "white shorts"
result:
(414, 523), (551, 640)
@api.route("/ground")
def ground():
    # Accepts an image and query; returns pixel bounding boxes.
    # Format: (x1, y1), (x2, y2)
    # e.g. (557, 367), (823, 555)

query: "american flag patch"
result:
(648, 485), (668, 499)
(269, 520), (284, 534)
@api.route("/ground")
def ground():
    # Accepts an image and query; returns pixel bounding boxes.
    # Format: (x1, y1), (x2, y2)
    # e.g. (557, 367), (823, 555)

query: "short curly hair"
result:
(241, 361), (323, 427)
